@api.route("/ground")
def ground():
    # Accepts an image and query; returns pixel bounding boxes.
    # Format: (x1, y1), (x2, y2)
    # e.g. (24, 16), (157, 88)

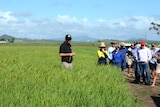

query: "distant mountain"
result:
(0, 34), (15, 42)
(0, 34), (14, 39)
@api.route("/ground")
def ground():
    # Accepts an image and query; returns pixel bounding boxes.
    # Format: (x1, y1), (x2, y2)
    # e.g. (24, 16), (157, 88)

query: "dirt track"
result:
(123, 71), (160, 107)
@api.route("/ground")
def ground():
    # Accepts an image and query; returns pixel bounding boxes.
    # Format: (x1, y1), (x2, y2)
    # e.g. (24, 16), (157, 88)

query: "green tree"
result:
(149, 22), (160, 35)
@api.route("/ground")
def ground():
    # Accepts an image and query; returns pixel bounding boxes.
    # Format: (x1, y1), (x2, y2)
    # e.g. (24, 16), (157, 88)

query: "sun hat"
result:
(65, 34), (72, 41)
(140, 40), (146, 46)
(99, 42), (106, 48)
(120, 42), (125, 46)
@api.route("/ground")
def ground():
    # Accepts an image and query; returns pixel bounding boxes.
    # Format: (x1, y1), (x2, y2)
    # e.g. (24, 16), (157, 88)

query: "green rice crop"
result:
(0, 44), (140, 107)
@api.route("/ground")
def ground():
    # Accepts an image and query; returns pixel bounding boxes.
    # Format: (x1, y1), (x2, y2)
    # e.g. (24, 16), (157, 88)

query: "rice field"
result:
(0, 43), (140, 107)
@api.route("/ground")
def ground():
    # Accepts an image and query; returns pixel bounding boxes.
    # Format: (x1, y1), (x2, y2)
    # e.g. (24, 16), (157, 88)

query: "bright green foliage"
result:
(0, 45), (140, 107)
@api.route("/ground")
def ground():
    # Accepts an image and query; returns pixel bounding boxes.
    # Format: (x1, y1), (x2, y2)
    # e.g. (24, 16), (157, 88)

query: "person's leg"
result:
(133, 62), (137, 79)
(62, 62), (68, 68)
(151, 64), (160, 87)
(144, 63), (150, 85)
(121, 59), (126, 71)
(137, 63), (142, 83)
(118, 63), (121, 68)
(141, 64), (146, 84)
(132, 61), (139, 83)
(151, 73), (157, 87)
(62, 62), (72, 69)
(153, 63), (157, 77)
(127, 58), (132, 76)
(68, 63), (73, 70)
(149, 63), (155, 78)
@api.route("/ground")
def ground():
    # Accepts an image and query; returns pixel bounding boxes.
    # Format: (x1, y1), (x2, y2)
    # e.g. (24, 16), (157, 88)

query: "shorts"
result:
(156, 64), (160, 73)
(149, 62), (157, 71)
(126, 56), (133, 67)
(62, 62), (72, 69)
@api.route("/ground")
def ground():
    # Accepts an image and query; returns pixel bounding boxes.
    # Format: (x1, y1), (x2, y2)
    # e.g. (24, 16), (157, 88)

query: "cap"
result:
(65, 34), (72, 41)
(151, 43), (156, 47)
(111, 41), (116, 44)
(133, 41), (138, 45)
(140, 40), (146, 46)
(115, 46), (120, 49)
(99, 42), (106, 48)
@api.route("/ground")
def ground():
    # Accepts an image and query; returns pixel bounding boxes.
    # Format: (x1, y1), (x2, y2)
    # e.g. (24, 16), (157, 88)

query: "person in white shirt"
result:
(108, 41), (116, 64)
(137, 40), (152, 85)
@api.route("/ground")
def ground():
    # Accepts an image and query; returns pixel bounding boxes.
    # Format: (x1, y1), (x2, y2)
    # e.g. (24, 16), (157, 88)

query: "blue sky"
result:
(0, 0), (160, 41)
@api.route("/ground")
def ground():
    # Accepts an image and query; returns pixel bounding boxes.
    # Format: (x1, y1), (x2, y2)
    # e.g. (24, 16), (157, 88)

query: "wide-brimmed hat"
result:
(120, 42), (125, 46)
(99, 42), (106, 48)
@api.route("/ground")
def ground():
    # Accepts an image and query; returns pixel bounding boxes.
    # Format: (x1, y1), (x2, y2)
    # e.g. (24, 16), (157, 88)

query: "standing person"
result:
(112, 46), (122, 68)
(108, 41), (116, 64)
(137, 40), (152, 85)
(97, 42), (109, 65)
(59, 34), (75, 69)
(126, 47), (133, 76)
(149, 43), (158, 78)
(151, 49), (160, 87)
(119, 42), (128, 72)
(131, 41), (139, 83)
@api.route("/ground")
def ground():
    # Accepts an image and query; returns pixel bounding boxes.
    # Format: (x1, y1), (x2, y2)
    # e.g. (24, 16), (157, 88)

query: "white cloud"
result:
(0, 10), (160, 41)
(56, 15), (77, 23)
(0, 11), (17, 23)
(97, 18), (106, 22)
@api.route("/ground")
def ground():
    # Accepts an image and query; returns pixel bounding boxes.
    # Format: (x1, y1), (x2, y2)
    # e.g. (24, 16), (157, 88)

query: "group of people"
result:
(59, 34), (160, 87)
(97, 40), (160, 87)
(97, 41), (128, 72)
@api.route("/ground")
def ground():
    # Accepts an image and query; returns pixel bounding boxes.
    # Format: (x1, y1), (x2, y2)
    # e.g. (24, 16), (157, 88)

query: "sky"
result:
(0, 0), (160, 41)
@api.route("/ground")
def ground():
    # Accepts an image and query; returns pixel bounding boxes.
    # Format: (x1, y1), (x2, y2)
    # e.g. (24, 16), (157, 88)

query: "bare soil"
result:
(123, 71), (160, 107)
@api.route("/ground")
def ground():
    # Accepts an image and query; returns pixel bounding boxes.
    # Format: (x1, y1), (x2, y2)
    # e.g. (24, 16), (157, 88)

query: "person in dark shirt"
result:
(59, 34), (75, 69)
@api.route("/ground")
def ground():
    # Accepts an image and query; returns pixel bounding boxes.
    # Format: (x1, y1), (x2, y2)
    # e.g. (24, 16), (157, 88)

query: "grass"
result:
(0, 44), (140, 107)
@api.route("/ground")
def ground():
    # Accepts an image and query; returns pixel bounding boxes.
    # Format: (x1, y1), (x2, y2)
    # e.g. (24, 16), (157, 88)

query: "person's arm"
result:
(145, 48), (152, 63)
(59, 52), (75, 57)
(155, 55), (160, 60)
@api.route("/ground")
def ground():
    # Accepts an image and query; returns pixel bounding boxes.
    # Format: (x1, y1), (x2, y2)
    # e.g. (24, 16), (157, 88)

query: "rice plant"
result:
(0, 44), (140, 107)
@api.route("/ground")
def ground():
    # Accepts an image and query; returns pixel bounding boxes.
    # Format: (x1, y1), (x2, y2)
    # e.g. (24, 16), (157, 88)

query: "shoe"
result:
(144, 82), (150, 85)
(135, 81), (139, 84)
(131, 80), (139, 84)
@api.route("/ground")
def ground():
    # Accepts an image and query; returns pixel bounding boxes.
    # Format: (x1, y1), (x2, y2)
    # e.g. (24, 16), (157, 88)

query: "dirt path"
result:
(123, 71), (160, 107)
